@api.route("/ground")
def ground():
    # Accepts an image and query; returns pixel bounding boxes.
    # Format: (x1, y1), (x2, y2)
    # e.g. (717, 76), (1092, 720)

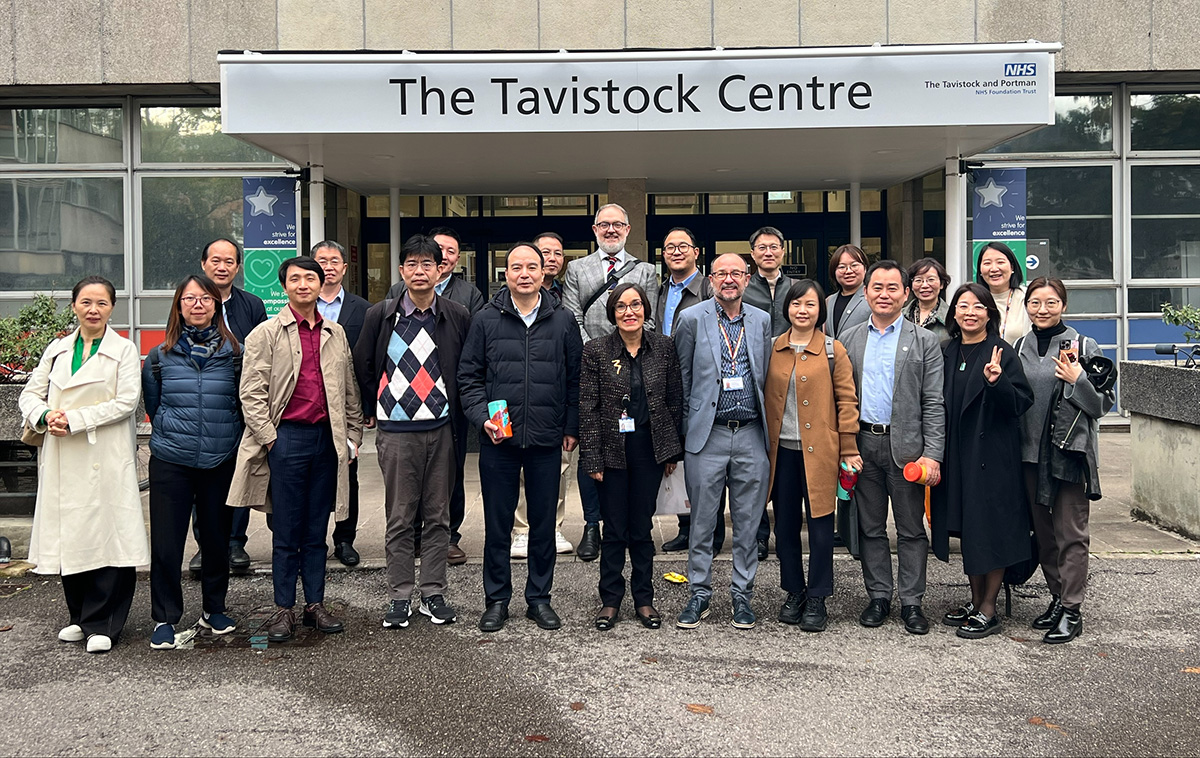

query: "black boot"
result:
(1043, 607), (1083, 644)
(1031, 595), (1062, 630)
(577, 523), (601, 562)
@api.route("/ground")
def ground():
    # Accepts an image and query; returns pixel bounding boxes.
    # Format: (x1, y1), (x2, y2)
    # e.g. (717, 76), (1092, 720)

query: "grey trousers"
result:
(1023, 464), (1090, 610)
(684, 423), (770, 602)
(377, 425), (454, 599)
(856, 431), (929, 607)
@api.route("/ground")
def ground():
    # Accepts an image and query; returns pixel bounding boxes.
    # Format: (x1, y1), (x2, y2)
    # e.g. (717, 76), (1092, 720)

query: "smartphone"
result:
(1058, 338), (1079, 364)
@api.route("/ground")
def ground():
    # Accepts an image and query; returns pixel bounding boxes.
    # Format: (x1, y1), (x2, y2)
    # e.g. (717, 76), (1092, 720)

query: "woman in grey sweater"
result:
(1015, 278), (1115, 644)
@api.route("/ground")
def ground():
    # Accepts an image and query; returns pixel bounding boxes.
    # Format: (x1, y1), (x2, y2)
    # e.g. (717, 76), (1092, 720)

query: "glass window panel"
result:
(767, 191), (798, 213)
(1131, 93), (1200, 151)
(422, 195), (444, 216)
(445, 195), (468, 217)
(922, 172), (946, 211)
(1131, 165), (1200, 216)
(137, 296), (175, 326)
(366, 242), (392, 303)
(397, 195), (420, 217)
(653, 193), (700, 215)
(542, 195), (590, 216)
(860, 190), (882, 212)
(1025, 165), (1111, 216)
(985, 94), (1113, 154)
(141, 176), (242, 291)
(481, 195), (537, 217)
(709, 193), (757, 214)
(827, 191), (847, 212)
(1131, 166), (1200, 279)
(366, 195), (390, 218)
(0, 108), (123, 165)
(1128, 287), (1200, 313)
(1064, 288), (1117, 314)
(0, 176), (125, 291)
(140, 107), (282, 164)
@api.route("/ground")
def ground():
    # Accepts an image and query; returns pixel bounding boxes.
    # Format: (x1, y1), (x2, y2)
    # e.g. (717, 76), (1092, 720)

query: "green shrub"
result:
(1161, 302), (1200, 343)
(0, 295), (77, 383)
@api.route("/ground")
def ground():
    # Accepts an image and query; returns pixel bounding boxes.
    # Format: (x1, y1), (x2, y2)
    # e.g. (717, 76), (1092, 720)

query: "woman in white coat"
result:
(18, 276), (150, 654)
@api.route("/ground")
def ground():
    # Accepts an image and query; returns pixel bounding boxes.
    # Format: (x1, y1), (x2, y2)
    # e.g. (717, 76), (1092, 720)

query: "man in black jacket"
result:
(313, 240), (372, 567)
(197, 238), (267, 574)
(386, 226), (486, 316)
(458, 243), (583, 633)
(354, 235), (471, 629)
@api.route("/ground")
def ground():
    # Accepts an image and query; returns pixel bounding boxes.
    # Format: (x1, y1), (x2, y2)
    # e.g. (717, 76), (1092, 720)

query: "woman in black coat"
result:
(579, 283), (684, 631)
(931, 283), (1034, 639)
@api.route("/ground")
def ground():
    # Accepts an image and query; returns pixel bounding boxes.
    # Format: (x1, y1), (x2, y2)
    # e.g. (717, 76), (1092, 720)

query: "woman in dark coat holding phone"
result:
(931, 283), (1034, 639)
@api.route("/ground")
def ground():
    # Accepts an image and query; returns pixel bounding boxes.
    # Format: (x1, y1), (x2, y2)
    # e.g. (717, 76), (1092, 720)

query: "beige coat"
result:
(18, 328), (150, 575)
(226, 306), (363, 518)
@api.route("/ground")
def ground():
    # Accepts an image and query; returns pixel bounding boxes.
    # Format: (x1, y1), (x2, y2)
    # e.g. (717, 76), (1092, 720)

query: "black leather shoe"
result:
(1043, 607), (1082, 644)
(942, 601), (976, 626)
(901, 605), (930, 635)
(778, 592), (805, 625)
(577, 523), (601, 562)
(1032, 595), (1063, 630)
(526, 603), (562, 630)
(757, 539), (769, 561)
(662, 532), (689, 552)
(334, 542), (360, 567)
(799, 596), (828, 633)
(859, 598), (891, 627)
(478, 602), (509, 633)
(228, 544), (251, 572)
(188, 550), (202, 579)
(956, 611), (1001, 639)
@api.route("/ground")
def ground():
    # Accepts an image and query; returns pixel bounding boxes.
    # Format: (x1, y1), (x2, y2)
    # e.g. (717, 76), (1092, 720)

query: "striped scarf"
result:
(182, 324), (220, 368)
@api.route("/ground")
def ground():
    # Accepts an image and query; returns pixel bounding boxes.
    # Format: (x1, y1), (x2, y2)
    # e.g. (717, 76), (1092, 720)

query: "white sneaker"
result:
(58, 624), (84, 643)
(510, 533), (529, 559)
(85, 634), (112, 654)
(555, 531), (574, 554)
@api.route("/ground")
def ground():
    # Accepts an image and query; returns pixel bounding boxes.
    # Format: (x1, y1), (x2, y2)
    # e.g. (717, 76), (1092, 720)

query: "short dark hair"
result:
(664, 226), (698, 247)
(277, 256), (325, 286)
(427, 226), (461, 246)
(505, 242), (544, 266)
(401, 234), (443, 266)
(750, 226), (785, 248)
(907, 257), (951, 301)
(975, 242), (1024, 290)
(1025, 277), (1069, 307)
(310, 240), (347, 261)
(865, 259), (909, 289)
(783, 278), (828, 330)
(201, 238), (242, 265)
(947, 282), (1002, 340)
(828, 244), (869, 281)
(72, 275), (116, 303)
(606, 282), (653, 325)
(533, 231), (564, 247)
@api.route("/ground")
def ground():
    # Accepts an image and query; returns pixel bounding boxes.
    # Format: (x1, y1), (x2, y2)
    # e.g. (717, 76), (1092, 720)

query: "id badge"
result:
(619, 414), (636, 433)
(723, 376), (745, 391)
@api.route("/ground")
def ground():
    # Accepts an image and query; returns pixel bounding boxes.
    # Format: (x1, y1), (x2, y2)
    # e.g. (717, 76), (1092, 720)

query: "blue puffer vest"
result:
(141, 338), (243, 470)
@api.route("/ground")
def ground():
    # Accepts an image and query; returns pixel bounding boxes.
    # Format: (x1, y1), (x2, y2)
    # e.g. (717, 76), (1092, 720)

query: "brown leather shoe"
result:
(447, 543), (467, 566)
(303, 602), (345, 634)
(266, 607), (296, 643)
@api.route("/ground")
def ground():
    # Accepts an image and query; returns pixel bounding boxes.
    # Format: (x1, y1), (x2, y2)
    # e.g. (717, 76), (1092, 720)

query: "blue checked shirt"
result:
(714, 301), (758, 422)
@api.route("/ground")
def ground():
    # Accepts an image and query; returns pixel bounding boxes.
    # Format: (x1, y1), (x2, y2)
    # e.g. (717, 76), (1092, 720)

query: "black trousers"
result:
(192, 499), (250, 549)
(773, 445), (834, 598)
(331, 458), (359, 545)
(150, 456), (235, 623)
(412, 415), (468, 544)
(268, 421), (337, 608)
(480, 443), (561, 605)
(597, 431), (662, 608)
(62, 566), (137, 640)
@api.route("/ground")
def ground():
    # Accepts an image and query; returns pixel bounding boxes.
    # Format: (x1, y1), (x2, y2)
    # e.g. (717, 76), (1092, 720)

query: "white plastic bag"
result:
(655, 463), (690, 515)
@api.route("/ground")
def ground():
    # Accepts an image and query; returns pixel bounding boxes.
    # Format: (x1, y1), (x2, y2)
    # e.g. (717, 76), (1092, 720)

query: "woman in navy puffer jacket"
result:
(141, 274), (244, 649)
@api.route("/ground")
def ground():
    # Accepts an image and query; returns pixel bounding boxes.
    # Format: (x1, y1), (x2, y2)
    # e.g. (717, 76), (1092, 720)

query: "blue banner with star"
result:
(242, 177), (298, 313)
(971, 168), (1027, 279)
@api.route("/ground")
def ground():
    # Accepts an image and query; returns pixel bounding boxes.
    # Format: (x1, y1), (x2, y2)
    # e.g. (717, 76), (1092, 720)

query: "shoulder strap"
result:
(149, 346), (162, 387)
(583, 259), (640, 315)
(825, 335), (836, 376)
(1014, 334), (1026, 354)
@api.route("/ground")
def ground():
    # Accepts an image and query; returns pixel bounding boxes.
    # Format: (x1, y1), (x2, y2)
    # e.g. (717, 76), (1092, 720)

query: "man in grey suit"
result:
(673, 253), (773, 631)
(562, 203), (659, 342)
(840, 259), (946, 636)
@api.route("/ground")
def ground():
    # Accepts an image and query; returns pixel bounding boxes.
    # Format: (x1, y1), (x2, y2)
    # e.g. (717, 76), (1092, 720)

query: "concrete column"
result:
(308, 141), (326, 251)
(945, 158), (967, 291)
(886, 178), (923, 268)
(605, 178), (647, 261)
(389, 187), (401, 288)
(850, 181), (862, 248)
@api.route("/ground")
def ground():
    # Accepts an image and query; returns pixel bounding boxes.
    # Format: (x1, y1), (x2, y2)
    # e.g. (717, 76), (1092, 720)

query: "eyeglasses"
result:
(180, 295), (215, 306)
(1027, 299), (1062, 310)
(955, 303), (989, 314)
(614, 301), (644, 314)
(664, 243), (695, 254)
(836, 262), (864, 272)
(402, 260), (438, 271)
(911, 277), (941, 287)
(712, 270), (747, 281)
(595, 221), (629, 231)
(754, 244), (783, 253)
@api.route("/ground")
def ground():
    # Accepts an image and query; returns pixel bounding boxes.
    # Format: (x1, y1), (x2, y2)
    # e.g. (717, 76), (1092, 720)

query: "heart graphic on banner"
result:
(247, 256), (277, 286)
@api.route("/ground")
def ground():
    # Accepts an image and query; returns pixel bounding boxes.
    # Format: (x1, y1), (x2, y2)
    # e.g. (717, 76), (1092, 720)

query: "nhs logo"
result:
(1003, 63), (1037, 77)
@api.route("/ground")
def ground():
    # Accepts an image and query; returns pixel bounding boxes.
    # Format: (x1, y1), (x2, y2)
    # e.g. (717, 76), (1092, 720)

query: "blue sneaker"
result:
(731, 597), (756, 630)
(150, 624), (176, 650)
(199, 612), (237, 635)
(676, 594), (711, 629)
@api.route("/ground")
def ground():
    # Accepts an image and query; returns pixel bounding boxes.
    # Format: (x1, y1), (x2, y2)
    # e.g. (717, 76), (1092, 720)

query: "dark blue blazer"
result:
(224, 286), (268, 345)
(338, 291), (371, 351)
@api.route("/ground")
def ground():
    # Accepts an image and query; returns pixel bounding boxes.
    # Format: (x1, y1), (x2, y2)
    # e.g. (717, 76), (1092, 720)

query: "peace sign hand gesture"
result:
(983, 346), (1003, 385)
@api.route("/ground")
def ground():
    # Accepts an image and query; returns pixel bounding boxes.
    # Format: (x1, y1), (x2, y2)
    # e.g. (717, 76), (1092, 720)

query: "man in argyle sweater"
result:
(353, 235), (471, 629)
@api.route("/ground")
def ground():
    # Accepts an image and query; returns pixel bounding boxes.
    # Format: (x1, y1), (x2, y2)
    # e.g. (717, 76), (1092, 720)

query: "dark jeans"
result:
(480, 442), (561, 606)
(413, 416), (468, 544)
(597, 431), (662, 608)
(331, 459), (359, 546)
(576, 462), (603, 524)
(150, 456), (235, 624)
(268, 421), (337, 608)
(62, 566), (137, 640)
(773, 446), (834, 598)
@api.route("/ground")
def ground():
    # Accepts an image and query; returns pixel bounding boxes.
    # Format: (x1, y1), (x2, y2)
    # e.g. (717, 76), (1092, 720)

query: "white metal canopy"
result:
(219, 43), (1059, 194)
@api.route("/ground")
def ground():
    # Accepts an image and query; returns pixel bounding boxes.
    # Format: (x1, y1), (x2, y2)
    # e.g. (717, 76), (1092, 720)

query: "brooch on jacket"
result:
(611, 359), (623, 374)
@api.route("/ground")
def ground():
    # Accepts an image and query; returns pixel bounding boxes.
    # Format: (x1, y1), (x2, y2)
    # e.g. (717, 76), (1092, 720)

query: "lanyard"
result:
(717, 318), (744, 368)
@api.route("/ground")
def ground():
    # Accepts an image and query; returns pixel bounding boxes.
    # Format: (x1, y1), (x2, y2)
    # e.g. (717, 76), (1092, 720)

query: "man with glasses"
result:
(654, 227), (718, 554)
(562, 204), (659, 560)
(673, 253), (773, 630)
(312, 241), (371, 567)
